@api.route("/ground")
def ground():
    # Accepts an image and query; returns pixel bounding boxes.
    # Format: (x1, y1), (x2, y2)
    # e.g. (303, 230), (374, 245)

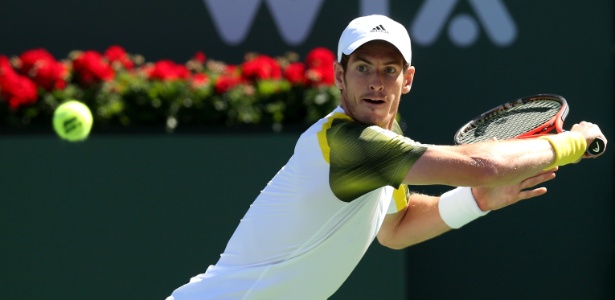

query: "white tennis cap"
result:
(337, 15), (412, 64)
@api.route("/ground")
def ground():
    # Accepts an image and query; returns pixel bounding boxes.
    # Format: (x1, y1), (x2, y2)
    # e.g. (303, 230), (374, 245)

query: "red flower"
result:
(0, 56), (38, 109)
(0, 55), (16, 77)
(284, 62), (306, 85)
(34, 61), (68, 90)
(306, 66), (334, 86)
(193, 51), (206, 64)
(72, 50), (115, 85)
(241, 55), (282, 81)
(147, 60), (190, 81)
(18, 49), (54, 74)
(191, 73), (209, 88)
(104, 45), (134, 70)
(214, 65), (242, 94)
(16, 49), (68, 91)
(306, 47), (335, 69)
(214, 75), (241, 94)
(305, 47), (335, 86)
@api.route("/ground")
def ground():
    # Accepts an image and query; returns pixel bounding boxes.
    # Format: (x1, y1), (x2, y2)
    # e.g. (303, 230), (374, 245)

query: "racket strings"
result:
(457, 100), (562, 144)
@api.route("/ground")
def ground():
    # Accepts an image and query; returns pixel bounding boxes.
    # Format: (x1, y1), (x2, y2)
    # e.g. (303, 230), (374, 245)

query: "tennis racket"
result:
(454, 94), (605, 156)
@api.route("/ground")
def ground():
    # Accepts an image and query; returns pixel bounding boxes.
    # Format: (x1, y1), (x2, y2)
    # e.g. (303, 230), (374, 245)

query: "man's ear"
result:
(402, 66), (415, 94)
(334, 62), (345, 90)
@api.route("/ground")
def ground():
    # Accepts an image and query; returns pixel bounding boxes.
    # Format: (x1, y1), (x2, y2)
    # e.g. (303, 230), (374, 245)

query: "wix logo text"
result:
(202, 0), (517, 47)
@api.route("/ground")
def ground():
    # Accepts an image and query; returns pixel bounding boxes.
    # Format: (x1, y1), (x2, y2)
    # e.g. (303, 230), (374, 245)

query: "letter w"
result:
(203, 0), (325, 46)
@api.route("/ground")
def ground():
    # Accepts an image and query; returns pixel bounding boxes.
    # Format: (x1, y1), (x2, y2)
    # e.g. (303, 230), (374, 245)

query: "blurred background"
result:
(0, 1), (612, 299)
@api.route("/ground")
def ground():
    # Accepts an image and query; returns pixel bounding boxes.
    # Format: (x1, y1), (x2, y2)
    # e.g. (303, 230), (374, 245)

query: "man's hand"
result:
(571, 121), (607, 158)
(471, 168), (558, 211)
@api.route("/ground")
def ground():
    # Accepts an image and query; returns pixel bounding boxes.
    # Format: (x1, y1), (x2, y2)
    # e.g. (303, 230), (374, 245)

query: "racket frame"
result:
(454, 94), (569, 144)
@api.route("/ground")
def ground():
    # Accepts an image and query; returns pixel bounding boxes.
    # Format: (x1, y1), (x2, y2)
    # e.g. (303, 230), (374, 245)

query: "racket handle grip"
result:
(586, 137), (606, 156)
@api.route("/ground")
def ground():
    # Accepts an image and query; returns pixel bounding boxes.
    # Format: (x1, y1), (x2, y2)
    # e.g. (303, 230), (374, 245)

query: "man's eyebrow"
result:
(351, 56), (372, 65)
(352, 55), (403, 67)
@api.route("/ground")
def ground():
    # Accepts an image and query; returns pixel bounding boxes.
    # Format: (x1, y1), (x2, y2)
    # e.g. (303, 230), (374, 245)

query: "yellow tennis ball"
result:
(53, 100), (93, 142)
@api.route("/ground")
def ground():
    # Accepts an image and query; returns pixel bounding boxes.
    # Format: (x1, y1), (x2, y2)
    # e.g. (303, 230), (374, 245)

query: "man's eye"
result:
(385, 67), (397, 74)
(357, 65), (367, 72)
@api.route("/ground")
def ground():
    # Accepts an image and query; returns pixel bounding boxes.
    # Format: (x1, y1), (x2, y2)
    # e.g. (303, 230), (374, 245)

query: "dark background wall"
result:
(0, 136), (405, 299)
(1, 0), (613, 299)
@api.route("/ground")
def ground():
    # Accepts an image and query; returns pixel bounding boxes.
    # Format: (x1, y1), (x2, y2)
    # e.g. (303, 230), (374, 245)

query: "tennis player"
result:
(167, 15), (606, 299)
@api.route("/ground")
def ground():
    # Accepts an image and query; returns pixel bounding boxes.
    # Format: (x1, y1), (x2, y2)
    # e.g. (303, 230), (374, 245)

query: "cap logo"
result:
(370, 25), (388, 34)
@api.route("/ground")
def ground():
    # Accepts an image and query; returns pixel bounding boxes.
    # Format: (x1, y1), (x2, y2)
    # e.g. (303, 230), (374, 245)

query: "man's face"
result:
(335, 40), (414, 129)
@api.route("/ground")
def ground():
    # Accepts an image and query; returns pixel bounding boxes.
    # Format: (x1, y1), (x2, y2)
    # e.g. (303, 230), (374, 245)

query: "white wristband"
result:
(438, 187), (490, 229)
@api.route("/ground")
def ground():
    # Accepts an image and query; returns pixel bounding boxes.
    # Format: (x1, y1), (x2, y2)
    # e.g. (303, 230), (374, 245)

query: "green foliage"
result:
(0, 47), (341, 132)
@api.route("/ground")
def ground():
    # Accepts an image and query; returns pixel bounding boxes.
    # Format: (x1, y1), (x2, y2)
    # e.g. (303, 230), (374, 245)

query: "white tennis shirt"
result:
(168, 107), (427, 299)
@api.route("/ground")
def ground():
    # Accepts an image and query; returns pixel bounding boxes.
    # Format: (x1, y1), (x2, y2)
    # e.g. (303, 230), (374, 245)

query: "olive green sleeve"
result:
(327, 120), (427, 202)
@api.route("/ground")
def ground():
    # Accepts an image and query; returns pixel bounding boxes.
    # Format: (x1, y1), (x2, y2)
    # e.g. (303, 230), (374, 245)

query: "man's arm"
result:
(377, 193), (447, 249)
(404, 138), (554, 187)
(404, 122), (605, 188)
(378, 122), (605, 249)
(378, 169), (557, 249)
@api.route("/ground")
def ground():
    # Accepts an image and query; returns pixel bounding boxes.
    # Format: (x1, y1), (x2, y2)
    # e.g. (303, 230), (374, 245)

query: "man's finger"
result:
(521, 172), (556, 190)
(518, 187), (548, 201)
